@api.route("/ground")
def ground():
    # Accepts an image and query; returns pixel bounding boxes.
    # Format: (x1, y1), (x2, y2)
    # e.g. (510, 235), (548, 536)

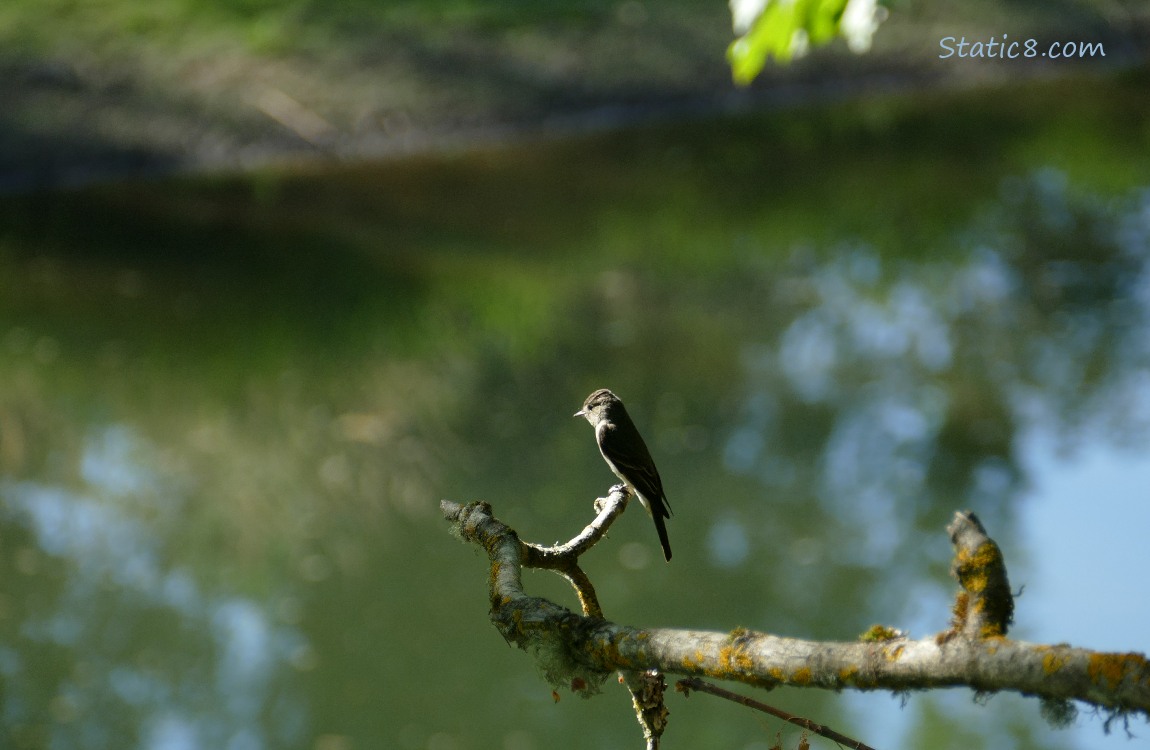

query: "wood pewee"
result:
(575, 388), (673, 561)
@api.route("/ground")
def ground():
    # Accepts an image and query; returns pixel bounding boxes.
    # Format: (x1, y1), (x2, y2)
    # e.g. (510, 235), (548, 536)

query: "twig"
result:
(676, 677), (877, 750)
(521, 485), (631, 619)
(943, 511), (1014, 641)
(524, 484), (630, 563)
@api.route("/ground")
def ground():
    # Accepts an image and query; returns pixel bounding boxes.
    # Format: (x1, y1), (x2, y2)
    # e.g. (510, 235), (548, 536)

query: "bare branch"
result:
(523, 484), (631, 563)
(442, 499), (1150, 734)
(624, 670), (670, 750)
(520, 486), (631, 620)
(942, 511), (1015, 641)
(442, 488), (672, 746)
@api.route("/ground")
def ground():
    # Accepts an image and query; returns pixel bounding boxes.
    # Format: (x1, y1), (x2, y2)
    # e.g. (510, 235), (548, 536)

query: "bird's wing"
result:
(597, 421), (671, 517)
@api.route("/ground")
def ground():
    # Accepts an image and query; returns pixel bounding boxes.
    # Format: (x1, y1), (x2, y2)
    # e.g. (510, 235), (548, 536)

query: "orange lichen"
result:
(950, 591), (969, 629)
(951, 539), (1013, 638)
(792, 668), (813, 685)
(961, 545), (996, 594)
(768, 667), (785, 682)
(838, 666), (859, 684)
(1042, 651), (1068, 675)
(597, 633), (632, 669)
(1088, 652), (1149, 690)
(682, 649), (707, 671)
(981, 623), (1007, 639)
(718, 643), (756, 674)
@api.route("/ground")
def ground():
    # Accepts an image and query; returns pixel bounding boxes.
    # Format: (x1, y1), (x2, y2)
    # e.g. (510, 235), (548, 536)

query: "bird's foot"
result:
(595, 485), (629, 514)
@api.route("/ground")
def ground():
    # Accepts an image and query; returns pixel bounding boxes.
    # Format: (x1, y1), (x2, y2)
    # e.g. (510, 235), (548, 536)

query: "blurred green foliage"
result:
(728, 0), (884, 83)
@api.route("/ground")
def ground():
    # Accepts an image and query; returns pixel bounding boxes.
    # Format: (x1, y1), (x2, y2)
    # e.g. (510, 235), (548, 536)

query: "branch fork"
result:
(443, 498), (1150, 745)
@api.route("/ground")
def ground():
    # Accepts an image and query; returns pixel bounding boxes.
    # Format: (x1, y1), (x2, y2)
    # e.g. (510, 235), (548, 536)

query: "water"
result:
(2, 68), (1149, 749)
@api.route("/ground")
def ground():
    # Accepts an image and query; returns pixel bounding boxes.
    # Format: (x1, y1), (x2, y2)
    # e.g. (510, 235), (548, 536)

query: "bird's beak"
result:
(573, 409), (585, 418)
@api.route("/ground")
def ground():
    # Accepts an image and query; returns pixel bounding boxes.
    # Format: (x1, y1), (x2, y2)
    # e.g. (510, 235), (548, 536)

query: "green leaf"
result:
(728, 0), (886, 85)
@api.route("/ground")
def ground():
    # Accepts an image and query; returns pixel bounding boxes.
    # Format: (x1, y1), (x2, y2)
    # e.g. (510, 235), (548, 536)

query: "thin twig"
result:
(520, 486), (630, 619)
(555, 564), (604, 619)
(524, 485), (630, 563)
(676, 677), (877, 750)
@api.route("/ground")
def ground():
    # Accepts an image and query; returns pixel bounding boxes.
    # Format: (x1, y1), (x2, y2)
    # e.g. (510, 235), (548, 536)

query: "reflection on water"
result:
(715, 173), (1150, 674)
(2, 71), (1150, 749)
(3, 425), (308, 749)
(726, 171), (1150, 579)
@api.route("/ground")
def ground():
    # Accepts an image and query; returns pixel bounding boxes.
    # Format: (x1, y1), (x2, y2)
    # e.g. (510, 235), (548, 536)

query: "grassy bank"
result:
(0, 0), (1146, 189)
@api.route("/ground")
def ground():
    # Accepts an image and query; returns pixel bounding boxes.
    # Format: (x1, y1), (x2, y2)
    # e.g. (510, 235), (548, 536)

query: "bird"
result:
(575, 388), (673, 561)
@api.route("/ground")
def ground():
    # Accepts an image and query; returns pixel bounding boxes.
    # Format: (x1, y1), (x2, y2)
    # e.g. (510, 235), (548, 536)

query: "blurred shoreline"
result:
(1, 6), (1147, 193)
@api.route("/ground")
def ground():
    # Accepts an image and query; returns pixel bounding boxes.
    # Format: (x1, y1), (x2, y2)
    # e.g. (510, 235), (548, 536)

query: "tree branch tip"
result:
(947, 509), (989, 545)
(440, 498), (492, 520)
(944, 509), (1014, 639)
(594, 484), (629, 509)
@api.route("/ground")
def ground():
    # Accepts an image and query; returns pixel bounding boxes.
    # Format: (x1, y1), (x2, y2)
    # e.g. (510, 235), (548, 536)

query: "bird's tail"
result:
(652, 511), (672, 562)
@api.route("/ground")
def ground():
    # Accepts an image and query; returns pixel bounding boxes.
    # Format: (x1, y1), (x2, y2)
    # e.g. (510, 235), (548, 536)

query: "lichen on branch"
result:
(441, 499), (1150, 732)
